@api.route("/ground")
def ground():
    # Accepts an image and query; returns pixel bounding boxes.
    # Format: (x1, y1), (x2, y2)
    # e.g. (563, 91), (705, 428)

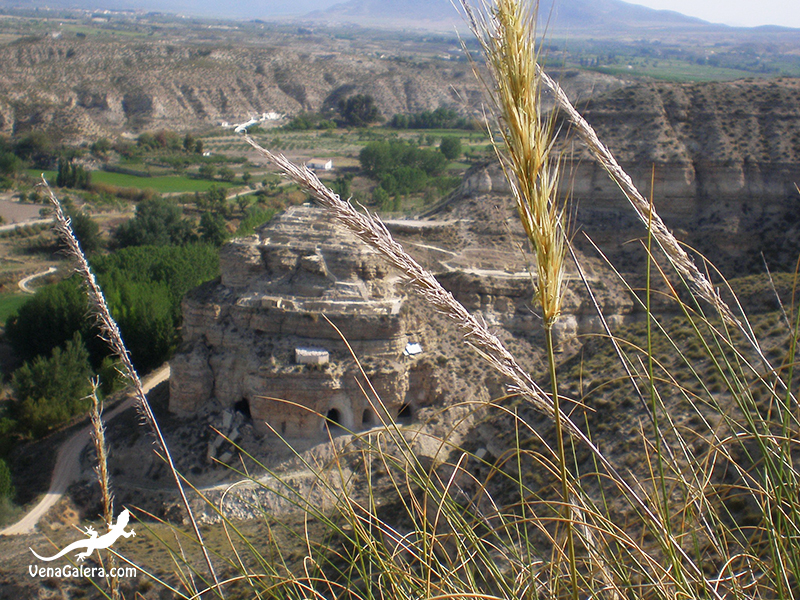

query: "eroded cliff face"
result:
(0, 36), (484, 138)
(564, 78), (800, 272)
(456, 81), (800, 275)
(170, 205), (446, 438)
(0, 31), (631, 139)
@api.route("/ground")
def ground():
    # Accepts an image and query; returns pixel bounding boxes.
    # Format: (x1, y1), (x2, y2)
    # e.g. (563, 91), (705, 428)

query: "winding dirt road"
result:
(0, 365), (171, 536)
(18, 266), (57, 294)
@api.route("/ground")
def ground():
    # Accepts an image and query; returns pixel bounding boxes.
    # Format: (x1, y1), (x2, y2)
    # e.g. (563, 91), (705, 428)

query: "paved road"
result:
(18, 266), (57, 294)
(0, 365), (171, 536)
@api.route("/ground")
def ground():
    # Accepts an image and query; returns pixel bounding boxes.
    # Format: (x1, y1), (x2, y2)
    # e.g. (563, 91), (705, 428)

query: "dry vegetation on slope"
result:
(575, 78), (800, 165)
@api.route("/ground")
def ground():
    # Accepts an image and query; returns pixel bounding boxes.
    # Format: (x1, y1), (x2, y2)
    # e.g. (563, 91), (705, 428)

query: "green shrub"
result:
(11, 333), (93, 437)
(439, 136), (462, 159)
(113, 197), (197, 248)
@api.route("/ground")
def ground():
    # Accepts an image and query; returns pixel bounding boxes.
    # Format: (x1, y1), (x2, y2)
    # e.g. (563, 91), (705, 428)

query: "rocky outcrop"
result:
(170, 206), (431, 438)
(455, 78), (800, 274)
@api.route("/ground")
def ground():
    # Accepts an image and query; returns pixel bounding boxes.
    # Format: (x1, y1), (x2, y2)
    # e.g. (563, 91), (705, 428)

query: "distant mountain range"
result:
(0, 0), (322, 18)
(4, 0), (796, 33)
(0, 0), (710, 28)
(304, 0), (709, 31)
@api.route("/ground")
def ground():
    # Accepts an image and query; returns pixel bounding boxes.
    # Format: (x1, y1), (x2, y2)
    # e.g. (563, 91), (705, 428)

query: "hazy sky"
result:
(627, 0), (800, 28)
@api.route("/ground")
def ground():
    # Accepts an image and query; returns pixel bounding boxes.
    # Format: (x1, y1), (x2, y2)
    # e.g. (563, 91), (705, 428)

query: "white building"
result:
(307, 158), (333, 171)
(295, 347), (330, 365)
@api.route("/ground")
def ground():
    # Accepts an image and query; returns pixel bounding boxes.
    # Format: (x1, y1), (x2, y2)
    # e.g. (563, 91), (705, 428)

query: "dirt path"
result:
(18, 266), (57, 294)
(0, 217), (54, 233)
(0, 365), (171, 536)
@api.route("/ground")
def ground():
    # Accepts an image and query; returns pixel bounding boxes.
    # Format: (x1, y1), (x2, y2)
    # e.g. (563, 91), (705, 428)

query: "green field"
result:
(28, 170), (238, 194)
(591, 59), (800, 82)
(0, 293), (29, 325)
(92, 171), (237, 194)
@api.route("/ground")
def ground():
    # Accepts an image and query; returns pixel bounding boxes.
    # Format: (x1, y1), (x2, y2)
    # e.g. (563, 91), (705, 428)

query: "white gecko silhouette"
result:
(30, 508), (136, 562)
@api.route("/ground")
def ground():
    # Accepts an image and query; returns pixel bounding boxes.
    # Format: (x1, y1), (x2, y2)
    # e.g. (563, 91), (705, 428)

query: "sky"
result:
(627, 0), (800, 29)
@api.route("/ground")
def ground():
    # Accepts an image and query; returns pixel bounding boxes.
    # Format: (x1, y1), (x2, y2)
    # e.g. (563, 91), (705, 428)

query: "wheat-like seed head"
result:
(470, 0), (567, 326)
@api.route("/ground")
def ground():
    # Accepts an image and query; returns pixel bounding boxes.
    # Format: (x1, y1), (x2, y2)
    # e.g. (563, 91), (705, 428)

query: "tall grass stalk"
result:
(463, 1), (577, 596)
(88, 379), (119, 600)
(41, 176), (223, 598)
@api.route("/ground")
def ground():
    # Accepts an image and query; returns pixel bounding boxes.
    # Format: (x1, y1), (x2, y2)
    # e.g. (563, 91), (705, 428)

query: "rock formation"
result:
(170, 205), (427, 438)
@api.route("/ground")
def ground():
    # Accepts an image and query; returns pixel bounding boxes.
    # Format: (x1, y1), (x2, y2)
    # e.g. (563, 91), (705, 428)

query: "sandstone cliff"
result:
(170, 205), (450, 438)
(449, 78), (800, 274)
(567, 78), (800, 272)
(0, 30), (628, 140)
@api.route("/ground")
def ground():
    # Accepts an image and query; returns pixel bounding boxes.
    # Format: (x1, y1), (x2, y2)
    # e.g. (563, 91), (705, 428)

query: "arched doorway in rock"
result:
(234, 398), (252, 420)
(362, 409), (374, 427)
(326, 408), (343, 431)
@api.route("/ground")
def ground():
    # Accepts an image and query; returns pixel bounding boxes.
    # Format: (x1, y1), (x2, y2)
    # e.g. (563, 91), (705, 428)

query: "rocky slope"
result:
(0, 34), (481, 139)
(0, 30), (628, 140)
(558, 78), (800, 273)
(169, 205), (466, 441)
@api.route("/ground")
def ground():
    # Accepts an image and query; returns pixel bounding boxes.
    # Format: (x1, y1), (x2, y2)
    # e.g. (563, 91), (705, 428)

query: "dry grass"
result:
(33, 1), (800, 598)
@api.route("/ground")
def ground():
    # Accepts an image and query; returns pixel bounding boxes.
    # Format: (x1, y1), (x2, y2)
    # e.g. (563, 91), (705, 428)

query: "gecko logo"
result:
(30, 508), (136, 563)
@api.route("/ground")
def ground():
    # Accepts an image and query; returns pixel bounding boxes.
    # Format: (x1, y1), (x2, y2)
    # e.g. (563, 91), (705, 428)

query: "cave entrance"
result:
(234, 398), (252, 420)
(326, 408), (343, 431)
(398, 403), (413, 421)
(362, 409), (374, 427)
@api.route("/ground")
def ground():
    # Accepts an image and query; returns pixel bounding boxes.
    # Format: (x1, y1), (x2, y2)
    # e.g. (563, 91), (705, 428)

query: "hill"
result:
(0, 28), (625, 140)
(438, 77), (800, 275)
(306, 0), (709, 31)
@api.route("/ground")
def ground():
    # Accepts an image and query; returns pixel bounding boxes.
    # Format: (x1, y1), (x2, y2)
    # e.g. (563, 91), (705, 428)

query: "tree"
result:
(199, 211), (228, 246)
(183, 133), (196, 152)
(6, 277), (90, 364)
(14, 131), (56, 168)
(359, 139), (447, 195)
(236, 195), (251, 213)
(0, 147), (20, 179)
(67, 209), (102, 254)
(102, 278), (176, 372)
(372, 185), (390, 210)
(137, 132), (158, 149)
(439, 136), (462, 160)
(0, 458), (13, 501)
(204, 185), (229, 216)
(91, 138), (111, 158)
(12, 333), (93, 437)
(113, 198), (197, 248)
(154, 129), (182, 150)
(389, 107), (472, 130)
(56, 159), (91, 189)
(218, 166), (236, 182)
(338, 94), (381, 127)
(331, 175), (352, 199)
(6, 245), (219, 376)
(198, 164), (217, 180)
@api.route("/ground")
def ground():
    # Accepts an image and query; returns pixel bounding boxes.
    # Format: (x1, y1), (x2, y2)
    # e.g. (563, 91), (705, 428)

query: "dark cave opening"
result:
(234, 398), (252, 420)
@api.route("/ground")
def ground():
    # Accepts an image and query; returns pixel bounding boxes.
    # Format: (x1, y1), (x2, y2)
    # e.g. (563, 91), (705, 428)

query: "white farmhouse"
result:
(307, 158), (333, 171)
